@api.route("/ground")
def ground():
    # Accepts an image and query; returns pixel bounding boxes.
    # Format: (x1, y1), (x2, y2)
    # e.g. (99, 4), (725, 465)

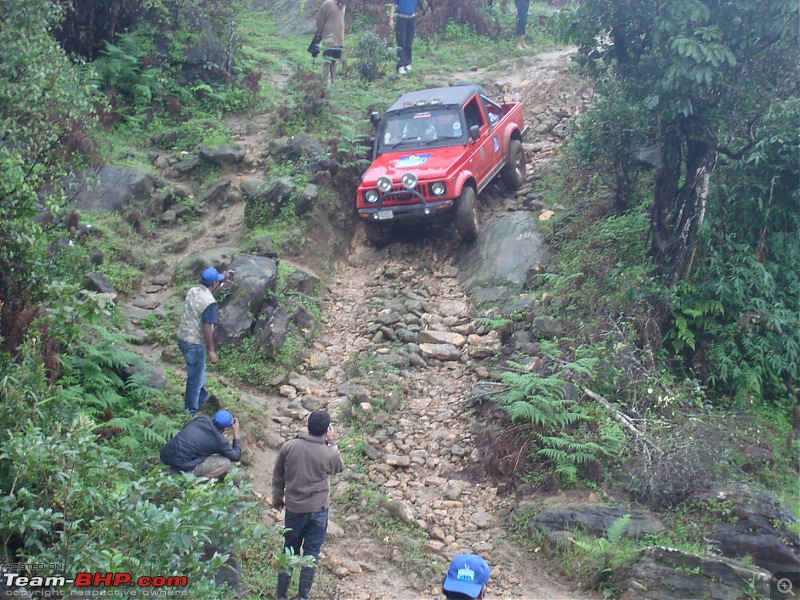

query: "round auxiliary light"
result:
(401, 172), (418, 190)
(431, 182), (446, 196)
(377, 176), (393, 193)
(365, 189), (379, 203)
(424, 207), (431, 215)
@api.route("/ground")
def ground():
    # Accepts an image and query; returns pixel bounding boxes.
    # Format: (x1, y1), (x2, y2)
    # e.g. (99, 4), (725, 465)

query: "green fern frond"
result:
(607, 514), (631, 543)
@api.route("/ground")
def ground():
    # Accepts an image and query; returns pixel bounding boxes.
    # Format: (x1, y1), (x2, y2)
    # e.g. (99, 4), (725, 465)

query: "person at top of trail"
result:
(315, 0), (346, 84)
(389, 0), (418, 74)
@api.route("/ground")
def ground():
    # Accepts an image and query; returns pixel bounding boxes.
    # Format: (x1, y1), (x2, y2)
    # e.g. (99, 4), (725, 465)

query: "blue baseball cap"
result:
(201, 267), (225, 285)
(443, 554), (490, 598)
(212, 410), (234, 429)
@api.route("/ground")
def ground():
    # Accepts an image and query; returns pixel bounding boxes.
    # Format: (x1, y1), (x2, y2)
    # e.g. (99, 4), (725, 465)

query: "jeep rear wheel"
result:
(454, 186), (479, 241)
(364, 220), (391, 247)
(501, 139), (526, 191)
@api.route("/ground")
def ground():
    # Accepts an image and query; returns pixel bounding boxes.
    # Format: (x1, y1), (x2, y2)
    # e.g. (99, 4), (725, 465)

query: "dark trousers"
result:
(395, 16), (416, 68)
(283, 508), (329, 563)
(515, 0), (530, 35)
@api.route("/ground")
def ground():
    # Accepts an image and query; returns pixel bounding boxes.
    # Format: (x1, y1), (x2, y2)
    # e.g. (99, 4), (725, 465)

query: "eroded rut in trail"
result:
(127, 49), (598, 599)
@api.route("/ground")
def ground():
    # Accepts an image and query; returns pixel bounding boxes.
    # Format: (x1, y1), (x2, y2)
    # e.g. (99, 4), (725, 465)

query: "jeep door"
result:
(462, 95), (497, 187)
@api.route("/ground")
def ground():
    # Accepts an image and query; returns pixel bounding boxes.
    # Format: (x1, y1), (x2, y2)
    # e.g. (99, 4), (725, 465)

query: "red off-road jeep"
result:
(356, 83), (527, 245)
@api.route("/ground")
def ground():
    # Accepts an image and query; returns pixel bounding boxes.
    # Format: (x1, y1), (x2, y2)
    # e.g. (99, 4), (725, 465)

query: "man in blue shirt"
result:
(176, 267), (231, 415)
(389, 0), (418, 74)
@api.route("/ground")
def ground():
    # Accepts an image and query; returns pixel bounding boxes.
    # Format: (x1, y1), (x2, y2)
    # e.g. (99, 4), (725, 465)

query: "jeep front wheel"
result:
(454, 186), (479, 241)
(364, 220), (391, 247)
(501, 139), (526, 191)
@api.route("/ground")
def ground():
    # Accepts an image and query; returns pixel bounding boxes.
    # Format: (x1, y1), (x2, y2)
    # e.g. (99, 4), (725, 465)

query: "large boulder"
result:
(620, 546), (770, 600)
(173, 249), (239, 286)
(214, 255), (279, 346)
(529, 504), (663, 539)
(459, 212), (551, 303)
(69, 166), (155, 213)
(199, 146), (245, 167)
(252, 306), (290, 358)
(692, 484), (800, 583)
(283, 264), (322, 296)
(118, 358), (169, 391)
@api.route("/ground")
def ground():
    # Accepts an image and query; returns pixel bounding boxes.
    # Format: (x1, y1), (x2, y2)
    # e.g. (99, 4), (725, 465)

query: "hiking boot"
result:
(276, 570), (291, 600)
(298, 566), (315, 599)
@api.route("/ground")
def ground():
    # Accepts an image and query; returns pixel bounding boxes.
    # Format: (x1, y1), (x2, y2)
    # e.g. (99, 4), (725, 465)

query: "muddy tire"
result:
(501, 139), (526, 191)
(454, 186), (479, 241)
(364, 220), (391, 247)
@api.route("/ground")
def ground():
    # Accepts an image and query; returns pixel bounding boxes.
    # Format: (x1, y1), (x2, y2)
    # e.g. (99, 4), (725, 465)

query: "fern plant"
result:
(91, 31), (163, 106)
(572, 514), (633, 596)
(500, 356), (625, 482)
(330, 113), (372, 171)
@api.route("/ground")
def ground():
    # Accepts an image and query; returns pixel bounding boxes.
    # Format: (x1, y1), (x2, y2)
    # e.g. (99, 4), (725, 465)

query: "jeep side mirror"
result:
(469, 125), (481, 141)
(370, 112), (382, 127)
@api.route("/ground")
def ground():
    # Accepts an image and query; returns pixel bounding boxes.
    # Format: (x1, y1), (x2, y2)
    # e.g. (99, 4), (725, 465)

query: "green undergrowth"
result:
(0, 298), (276, 598)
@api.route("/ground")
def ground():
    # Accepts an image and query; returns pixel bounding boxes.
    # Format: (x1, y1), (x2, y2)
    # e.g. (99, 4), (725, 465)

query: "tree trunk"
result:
(648, 117), (717, 286)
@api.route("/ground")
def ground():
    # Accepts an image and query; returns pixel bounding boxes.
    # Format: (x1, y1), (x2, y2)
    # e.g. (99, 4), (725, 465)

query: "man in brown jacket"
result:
(315, 0), (345, 83)
(273, 410), (344, 600)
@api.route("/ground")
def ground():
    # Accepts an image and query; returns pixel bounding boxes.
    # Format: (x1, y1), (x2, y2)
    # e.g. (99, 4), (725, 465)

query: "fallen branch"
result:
(583, 387), (664, 455)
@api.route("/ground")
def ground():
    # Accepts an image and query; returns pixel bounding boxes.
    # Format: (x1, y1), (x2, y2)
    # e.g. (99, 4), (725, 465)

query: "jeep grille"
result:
(388, 182), (431, 202)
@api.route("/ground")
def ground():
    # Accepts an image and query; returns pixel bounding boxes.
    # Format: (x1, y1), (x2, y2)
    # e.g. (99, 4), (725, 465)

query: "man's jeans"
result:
(395, 16), (416, 69)
(283, 508), (328, 563)
(515, 0), (530, 35)
(178, 340), (207, 415)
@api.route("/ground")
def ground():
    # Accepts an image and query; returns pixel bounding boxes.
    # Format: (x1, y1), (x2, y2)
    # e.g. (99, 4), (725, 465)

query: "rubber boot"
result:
(276, 570), (292, 600)
(516, 35), (527, 50)
(297, 566), (316, 600)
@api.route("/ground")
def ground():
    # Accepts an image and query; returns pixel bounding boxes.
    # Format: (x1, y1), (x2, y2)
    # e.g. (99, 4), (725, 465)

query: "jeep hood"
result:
(361, 146), (467, 185)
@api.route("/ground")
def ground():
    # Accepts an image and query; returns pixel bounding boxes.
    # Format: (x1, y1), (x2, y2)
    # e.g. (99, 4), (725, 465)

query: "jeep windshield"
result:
(377, 106), (466, 154)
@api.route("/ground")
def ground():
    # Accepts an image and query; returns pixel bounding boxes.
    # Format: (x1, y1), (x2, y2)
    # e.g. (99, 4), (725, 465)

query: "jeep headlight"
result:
(377, 176), (393, 193)
(431, 181), (446, 196)
(364, 189), (379, 203)
(401, 172), (418, 190)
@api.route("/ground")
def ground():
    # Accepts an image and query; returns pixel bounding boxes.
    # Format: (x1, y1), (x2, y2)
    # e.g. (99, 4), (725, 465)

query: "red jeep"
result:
(356, 83), (527, 245)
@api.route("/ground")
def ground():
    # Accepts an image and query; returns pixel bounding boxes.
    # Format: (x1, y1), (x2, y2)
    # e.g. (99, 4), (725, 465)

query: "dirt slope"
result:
(125, 49), (598, 599)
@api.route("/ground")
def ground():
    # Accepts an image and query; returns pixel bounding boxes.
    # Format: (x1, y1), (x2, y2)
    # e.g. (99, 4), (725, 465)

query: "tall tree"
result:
(0, 0), (99, 350)
(557, 0), (798, 284)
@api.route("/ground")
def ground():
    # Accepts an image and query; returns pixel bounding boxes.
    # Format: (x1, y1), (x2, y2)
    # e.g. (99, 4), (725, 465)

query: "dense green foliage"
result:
(500, 352), (625, 483)
(554, 0), (799, 407)
(0, 0), (100, 333)
(0, 0), (279, 595)
(556, 0), (798, 282)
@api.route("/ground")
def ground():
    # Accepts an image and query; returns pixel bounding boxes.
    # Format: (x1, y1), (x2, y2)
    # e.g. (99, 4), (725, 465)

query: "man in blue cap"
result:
(442, 553), (490, 599)
(176, 267), (232, 415)
(160, 410), (241, 478)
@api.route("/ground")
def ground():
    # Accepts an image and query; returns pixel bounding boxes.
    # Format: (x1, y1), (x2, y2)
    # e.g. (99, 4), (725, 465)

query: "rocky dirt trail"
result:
(123, 49), (597, 598)
(246, 49), (597, 599)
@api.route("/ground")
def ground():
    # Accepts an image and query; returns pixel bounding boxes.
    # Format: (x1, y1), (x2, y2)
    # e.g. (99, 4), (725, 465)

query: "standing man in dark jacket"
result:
(272, 411), (344, 600)
(160, 410), (241, 478)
